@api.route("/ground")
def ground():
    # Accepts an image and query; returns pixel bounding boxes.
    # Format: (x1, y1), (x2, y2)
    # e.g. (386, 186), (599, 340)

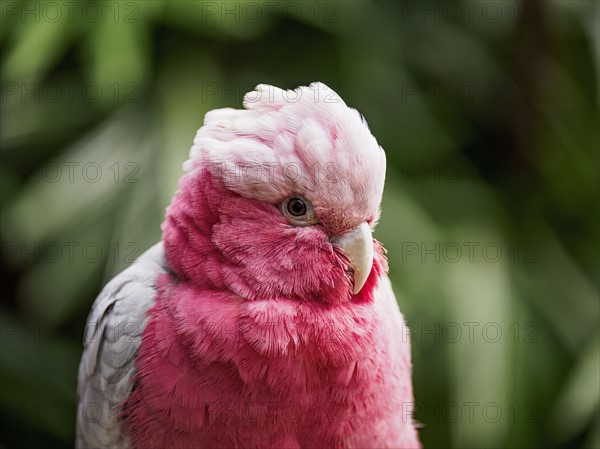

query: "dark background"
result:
(1, 1), (599, 448)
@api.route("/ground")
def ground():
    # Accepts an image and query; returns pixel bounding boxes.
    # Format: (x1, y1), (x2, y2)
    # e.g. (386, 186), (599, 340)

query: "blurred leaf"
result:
(551, 332), (600, 442)
(2, 9), (74, 82)
(0, 310), (79, 444)
(514, 229), (599, 354)
(83, 10), (149, 104)
(161, 0), (272, 39)
(444, 225), (511, 448)
(1, 107), (151, 244)
(156, 48), (223, 205)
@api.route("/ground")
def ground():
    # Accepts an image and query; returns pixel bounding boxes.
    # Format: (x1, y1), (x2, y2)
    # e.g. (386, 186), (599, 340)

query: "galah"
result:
(76, 82), (420, 449)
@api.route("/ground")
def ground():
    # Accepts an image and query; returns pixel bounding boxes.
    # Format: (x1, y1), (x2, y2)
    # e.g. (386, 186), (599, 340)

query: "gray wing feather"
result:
(76, 243), (167, 449)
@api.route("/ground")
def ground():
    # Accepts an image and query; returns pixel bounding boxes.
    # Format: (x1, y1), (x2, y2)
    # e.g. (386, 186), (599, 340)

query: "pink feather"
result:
(123, 83), (420, 448)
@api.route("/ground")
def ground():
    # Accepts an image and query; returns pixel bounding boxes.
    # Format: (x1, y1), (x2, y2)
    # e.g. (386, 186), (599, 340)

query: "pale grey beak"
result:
(330, 222), (374, 294)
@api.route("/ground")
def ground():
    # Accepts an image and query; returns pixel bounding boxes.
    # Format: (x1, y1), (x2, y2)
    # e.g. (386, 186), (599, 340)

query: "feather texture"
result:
(76, 243), (166, 449)
(77, 82), (420, 449)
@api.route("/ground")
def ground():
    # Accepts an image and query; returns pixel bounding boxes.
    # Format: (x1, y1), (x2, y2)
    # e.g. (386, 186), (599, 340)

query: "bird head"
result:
(162, 82), (388, 305)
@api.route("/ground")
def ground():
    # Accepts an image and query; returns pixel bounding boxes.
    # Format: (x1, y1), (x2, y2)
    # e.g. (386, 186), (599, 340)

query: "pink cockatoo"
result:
(77, 82), (420, 449)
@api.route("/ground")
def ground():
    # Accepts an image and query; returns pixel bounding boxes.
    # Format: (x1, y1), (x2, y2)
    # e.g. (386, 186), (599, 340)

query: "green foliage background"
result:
(1, 1), (598, 448)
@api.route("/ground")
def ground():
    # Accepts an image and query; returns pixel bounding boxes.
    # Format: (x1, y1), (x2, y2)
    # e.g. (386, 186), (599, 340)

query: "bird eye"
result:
(287, 198), (307, 216)
(281, 195), (317, 226)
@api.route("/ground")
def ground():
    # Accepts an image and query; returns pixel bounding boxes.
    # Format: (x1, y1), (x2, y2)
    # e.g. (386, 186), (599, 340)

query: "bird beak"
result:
(330, 222), (374, 294)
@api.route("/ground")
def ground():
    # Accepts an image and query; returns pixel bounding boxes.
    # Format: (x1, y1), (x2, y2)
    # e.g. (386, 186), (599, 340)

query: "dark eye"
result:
(281, 195), (317, 226)
(287, 198), (307, 216)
